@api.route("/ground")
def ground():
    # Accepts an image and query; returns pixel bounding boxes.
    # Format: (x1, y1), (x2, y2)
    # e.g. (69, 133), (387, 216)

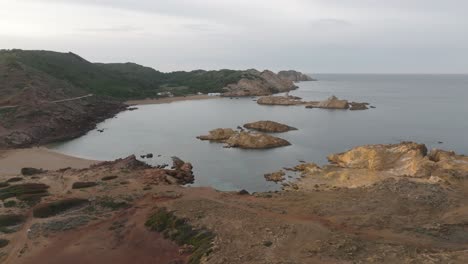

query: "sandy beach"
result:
(125, 94), (219, 105)
(0, 147), (98, 176)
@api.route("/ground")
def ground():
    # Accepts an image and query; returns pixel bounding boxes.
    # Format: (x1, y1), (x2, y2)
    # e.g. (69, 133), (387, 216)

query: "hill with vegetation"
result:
(0, 49), (255, 99)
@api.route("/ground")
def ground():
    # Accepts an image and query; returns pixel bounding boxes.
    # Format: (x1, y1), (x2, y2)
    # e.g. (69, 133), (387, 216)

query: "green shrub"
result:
(0, 214), (25, 228)
(72, 182), (98, 189)
(33, 198), (88, 218)
(0, 183), (49, 200)
(101, 176), (118, 181)
(145, 208), (215, 264)
(3, 200), (17, 208)
(0, 239), (9, 248)
(21, 167), (46, 176)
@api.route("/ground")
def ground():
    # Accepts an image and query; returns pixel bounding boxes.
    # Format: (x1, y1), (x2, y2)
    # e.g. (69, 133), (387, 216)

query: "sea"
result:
(50, 74), (468, 192)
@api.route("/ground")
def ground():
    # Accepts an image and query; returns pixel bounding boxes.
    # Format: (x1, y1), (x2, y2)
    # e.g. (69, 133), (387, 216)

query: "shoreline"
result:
(125, 94), (220, 105)
(0, 147), (98, 176)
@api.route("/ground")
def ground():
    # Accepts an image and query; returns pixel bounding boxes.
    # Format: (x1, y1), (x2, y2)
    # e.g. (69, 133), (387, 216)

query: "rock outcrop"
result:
(277, 70), (315, 82)
(196, 128), (237, 141)
(197, 129), (291, 149)
(264, 170), (286, 182)
(225, 131), (291, 149)
(257, 95), (311, 106)
(305, 96), (371, 111)
(306, 95), (349, 109)
(243, 121), (297, 133)
(222, 70), (297, 97)
(290, 142), (468, 190)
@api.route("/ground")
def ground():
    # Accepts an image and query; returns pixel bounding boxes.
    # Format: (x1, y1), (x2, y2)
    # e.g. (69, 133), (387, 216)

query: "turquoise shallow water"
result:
(51, 74), (468, 192)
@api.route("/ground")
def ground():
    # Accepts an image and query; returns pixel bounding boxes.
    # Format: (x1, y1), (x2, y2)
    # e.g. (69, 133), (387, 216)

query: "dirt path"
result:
(0, 94), (94, 109)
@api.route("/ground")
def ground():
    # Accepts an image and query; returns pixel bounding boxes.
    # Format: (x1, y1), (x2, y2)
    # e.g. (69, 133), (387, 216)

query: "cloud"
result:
(77, 25), (143, 33)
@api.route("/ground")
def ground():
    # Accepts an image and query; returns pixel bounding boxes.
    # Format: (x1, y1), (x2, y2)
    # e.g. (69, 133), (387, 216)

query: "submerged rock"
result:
(244, 121), (297, 133)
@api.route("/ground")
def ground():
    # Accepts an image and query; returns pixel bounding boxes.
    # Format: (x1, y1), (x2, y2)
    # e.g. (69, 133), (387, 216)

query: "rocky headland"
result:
(243, 121), (297, 133)
(277, 70), (316, 82)
(222, 70), (313, 97)
(197, 128), (291, 149)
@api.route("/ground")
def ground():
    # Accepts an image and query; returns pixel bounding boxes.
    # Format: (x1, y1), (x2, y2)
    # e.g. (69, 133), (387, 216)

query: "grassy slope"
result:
(0, 49), (252, 99)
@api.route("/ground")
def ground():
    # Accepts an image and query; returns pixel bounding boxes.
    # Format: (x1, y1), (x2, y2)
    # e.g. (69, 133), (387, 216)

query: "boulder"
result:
(244, 121), (297, 133)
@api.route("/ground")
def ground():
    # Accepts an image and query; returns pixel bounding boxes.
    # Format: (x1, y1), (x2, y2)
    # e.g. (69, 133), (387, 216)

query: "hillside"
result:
(0, 50), (258, 99)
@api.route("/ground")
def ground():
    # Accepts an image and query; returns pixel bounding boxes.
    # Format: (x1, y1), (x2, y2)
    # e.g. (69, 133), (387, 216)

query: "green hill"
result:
(0, 49), (251, 99)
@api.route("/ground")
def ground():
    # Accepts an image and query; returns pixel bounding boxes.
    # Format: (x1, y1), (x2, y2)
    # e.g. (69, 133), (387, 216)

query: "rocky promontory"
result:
(244, 121), (297, 133)
(197, 129), (291, 149)
(222, 70), (301, 97)
(289, 141), (468, 190)
(277, 70), (316, 82)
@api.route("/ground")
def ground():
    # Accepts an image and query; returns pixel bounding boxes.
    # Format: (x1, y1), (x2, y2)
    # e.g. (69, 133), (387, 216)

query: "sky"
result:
(0, 0), (467, 73)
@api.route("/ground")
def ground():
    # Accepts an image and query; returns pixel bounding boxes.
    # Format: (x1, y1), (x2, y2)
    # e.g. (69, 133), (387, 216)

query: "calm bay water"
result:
(51, 74), (468, 192)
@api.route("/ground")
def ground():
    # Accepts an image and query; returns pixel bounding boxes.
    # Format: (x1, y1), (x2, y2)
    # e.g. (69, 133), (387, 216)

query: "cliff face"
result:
(277, 70), (315, 82)
(222, 70), (298, 97)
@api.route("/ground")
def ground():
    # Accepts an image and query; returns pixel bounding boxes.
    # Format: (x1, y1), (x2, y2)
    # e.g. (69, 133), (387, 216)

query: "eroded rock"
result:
(244, 121), (297, 133)
(196, 128), (237, 141)
(225, 131), (291, 149)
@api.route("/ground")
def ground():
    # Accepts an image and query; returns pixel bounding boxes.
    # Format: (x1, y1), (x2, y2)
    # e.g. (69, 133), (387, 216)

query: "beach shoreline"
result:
(125, 94), (220, 105)
(0, 147), (98, 176)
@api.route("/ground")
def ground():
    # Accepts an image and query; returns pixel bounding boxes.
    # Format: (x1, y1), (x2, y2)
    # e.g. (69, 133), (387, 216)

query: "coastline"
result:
(0, 147), (98, 176)
(125, 94), (220, 105)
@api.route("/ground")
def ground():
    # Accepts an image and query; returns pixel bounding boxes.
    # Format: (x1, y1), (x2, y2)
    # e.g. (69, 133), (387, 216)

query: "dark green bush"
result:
(101, 176), (118, 181)
(0, 183), (49, 200)
(72, 182), (98, 189)
(0, 239), (9, 248)
(33, 198), (88, 218)
(21, 167), (45, 176)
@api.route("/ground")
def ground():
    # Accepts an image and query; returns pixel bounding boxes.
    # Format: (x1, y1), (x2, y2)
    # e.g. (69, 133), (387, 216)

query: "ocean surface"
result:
(51, 74), (468, 192)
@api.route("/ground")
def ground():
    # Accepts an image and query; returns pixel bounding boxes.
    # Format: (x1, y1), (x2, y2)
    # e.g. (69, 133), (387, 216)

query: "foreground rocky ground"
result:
(1, 142), (467, 263)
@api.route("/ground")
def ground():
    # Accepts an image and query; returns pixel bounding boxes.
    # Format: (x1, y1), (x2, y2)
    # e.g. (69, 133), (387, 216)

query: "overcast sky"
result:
(1, 0), (467, 73)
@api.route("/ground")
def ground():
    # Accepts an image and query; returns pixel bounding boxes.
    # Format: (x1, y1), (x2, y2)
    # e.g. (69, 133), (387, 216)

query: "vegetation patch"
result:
(6, 177), (23, 183)
(0, 182), (9, 188)
(0, 183), (49, 201)
(33, 198), (89, 218)
(21, 167), (46, 176)
(97, 196), (129, 210)
(0, 214), (25, 231)
(145, 208), (215, 264)
(0, 239), (9, 248)
(101, 175), (118, 181)
(3, 200), (17, 208)
(72, 182), (98, 189)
